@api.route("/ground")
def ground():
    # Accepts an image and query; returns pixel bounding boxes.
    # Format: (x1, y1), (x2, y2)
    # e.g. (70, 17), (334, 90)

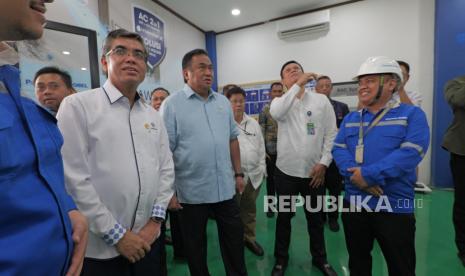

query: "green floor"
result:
(166, 189), (464, 275)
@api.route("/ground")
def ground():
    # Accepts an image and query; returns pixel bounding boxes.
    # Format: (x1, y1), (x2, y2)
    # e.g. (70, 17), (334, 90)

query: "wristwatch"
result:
(150, 217), (164, 224)
(234, 172), (245, 178)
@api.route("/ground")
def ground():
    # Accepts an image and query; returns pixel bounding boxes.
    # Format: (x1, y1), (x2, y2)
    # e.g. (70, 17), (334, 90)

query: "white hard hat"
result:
(353, 56), (403, 83)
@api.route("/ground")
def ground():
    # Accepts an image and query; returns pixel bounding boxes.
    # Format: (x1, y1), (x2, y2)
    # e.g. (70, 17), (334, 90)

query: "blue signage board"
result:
(245, 103), (250, 115)
(260, 89), (270, 101)
(244, 87), (271, 116)
(133, 5), (166, 68)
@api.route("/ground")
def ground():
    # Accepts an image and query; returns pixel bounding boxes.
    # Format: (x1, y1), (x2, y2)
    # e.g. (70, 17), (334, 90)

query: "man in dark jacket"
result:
(442, 75), (465, 266)
(315, 75), (350, 232)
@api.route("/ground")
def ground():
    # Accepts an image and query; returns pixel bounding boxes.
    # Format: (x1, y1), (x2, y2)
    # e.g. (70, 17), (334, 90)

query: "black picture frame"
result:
(44, 20), (100, 89)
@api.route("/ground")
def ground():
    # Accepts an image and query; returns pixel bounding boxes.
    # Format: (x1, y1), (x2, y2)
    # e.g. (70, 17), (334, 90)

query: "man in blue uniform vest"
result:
(0, 1), (88, 275)
(333, 56), (430, 275)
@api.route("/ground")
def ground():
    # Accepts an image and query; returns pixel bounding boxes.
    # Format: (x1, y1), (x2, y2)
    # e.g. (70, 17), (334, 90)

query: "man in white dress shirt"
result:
(226, 86), (267, 257)
(270, 60), (337, 276)
(57, 29), (174, 276)
(392, 60), (423, 107)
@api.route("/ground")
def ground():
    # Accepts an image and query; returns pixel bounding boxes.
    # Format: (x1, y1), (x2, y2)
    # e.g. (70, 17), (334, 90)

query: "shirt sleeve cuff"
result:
(362, 166), (385, 187)
(64, 194), (77, 212)
(230, 127), (240, 140)
(152, 204), (167, 219)
(102, 223), (127, 246)
(319, 156), (332, 167)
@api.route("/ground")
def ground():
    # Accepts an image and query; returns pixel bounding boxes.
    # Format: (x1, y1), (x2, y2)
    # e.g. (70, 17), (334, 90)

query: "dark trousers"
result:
(265, 153), (278, 211)
(324, 162), (343, 220)
(178, 198), (247, 276)
(273, 168), (327, 265)
(169, 210), (186, 258)
(342, 201), (416, 276)
(81, 229), (165, 276)
(451, 153), (465, 254)
(160, 223), (167, 276)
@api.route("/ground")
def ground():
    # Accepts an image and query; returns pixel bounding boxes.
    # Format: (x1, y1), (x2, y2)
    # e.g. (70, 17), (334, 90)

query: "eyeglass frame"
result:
(105, 45), (148, 62)
(35, 82), (65, 92)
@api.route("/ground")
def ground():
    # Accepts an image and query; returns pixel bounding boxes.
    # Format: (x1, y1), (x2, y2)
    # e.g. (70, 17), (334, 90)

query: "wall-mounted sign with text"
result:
(221, 80), (360, 117)
(132, 5), (166, 68)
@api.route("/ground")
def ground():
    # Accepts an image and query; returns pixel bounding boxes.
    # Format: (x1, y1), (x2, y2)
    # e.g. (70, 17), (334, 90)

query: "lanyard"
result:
(358, 101), (398, 146)
(237, 120), (256, 136)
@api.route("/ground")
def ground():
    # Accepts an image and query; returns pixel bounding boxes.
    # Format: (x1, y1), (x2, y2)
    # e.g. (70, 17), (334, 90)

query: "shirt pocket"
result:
(344, 126), (359, 146)
(377, 126), (406, 150)
(0, 110), (13, 130)
(147, 126), (162, 165)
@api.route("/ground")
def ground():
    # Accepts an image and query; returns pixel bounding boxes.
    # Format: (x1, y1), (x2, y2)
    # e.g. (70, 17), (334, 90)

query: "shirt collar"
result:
(0, 43), (19, 66)
(182, 84), (217, 100)
(362, 97), (399, 115)
(103, 80), (141, 104)
(239, 113), (251, 126)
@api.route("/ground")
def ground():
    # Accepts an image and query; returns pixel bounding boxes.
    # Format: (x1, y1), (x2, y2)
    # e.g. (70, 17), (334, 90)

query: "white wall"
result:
(217, 0), (435, 185)
(108, 0), (205, 94)
(47, 0), (101, 30)
(45, 0), (205, 94)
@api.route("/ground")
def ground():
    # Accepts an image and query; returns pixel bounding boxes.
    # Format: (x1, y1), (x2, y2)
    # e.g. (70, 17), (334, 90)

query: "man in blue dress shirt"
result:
(0, 1), (88, 276)
(161, 49), (247, 276)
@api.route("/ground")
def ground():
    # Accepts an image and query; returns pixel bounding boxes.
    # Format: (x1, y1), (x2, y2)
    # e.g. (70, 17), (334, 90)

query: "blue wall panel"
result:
(205, 31), (218, 92)
(432, 0), (465, 187)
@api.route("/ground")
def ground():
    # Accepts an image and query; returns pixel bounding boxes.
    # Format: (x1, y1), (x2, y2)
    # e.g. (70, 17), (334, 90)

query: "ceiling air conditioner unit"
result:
(277, 10), (330, 39)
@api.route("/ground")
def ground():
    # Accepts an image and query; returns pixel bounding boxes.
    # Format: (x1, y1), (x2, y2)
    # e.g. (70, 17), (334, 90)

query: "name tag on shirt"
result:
(307, 122), (315, 135)
(356, 144), (364, 164)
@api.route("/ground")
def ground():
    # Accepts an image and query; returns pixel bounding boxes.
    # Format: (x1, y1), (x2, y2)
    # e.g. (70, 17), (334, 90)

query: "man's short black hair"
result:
(396, 60), (410, 74)
(182, 49), (209, 69)
(280, 60), (304, 79)
(317, 75), (332, 82)
(225, 86), (246, 99)
(34, 66), (73, 89)
(270, 82), (283, 90)
(150, 87), (170, 98)
(222, 84), (238, 95)
(102, 29), (147, 60)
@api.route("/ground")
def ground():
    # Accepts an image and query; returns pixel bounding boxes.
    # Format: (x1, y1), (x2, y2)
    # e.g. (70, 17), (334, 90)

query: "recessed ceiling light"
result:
(62, 51), (71, 55)
(231, 9), (240, 16)
(81, 67), (87, 71)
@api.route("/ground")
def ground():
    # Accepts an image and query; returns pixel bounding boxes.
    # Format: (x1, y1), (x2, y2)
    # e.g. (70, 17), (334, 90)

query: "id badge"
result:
(355, 144), (364, 164)
(307, 122), (315, 135)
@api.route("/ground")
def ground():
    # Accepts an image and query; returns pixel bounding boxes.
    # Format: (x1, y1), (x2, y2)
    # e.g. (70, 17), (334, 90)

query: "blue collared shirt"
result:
(0, 65), (75, 275)
(332, 101), (430, 213)
(161, 84), (239, 204)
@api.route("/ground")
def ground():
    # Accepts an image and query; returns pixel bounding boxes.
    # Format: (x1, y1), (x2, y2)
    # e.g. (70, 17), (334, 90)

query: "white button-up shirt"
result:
(236, 114), (266, 189)
(57, 80), (174, 259)
(392, 90), (423, 107)
(270, 84), (337, 178)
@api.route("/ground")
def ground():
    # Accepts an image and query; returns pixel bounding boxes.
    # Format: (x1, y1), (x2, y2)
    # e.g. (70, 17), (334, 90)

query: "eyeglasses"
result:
(105, 46), (147, 61)
(230, 100), (245, 105)
(35, 82), (63, 92)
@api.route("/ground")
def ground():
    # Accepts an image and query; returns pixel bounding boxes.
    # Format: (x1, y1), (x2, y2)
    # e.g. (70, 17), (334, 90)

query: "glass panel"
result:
(17, 27), (94, 100)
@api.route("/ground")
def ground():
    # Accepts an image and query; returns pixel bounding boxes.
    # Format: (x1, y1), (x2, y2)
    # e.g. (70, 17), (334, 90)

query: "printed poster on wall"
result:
(221, 80), (358, 118)
(132, 5), (167, 69)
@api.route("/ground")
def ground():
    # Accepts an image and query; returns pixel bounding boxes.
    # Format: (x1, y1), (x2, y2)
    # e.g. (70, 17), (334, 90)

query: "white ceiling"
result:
(156, 0), (355, 33)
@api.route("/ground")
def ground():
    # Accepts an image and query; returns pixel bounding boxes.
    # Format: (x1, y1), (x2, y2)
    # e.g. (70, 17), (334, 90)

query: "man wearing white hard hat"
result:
(332, 56), (430, 275)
